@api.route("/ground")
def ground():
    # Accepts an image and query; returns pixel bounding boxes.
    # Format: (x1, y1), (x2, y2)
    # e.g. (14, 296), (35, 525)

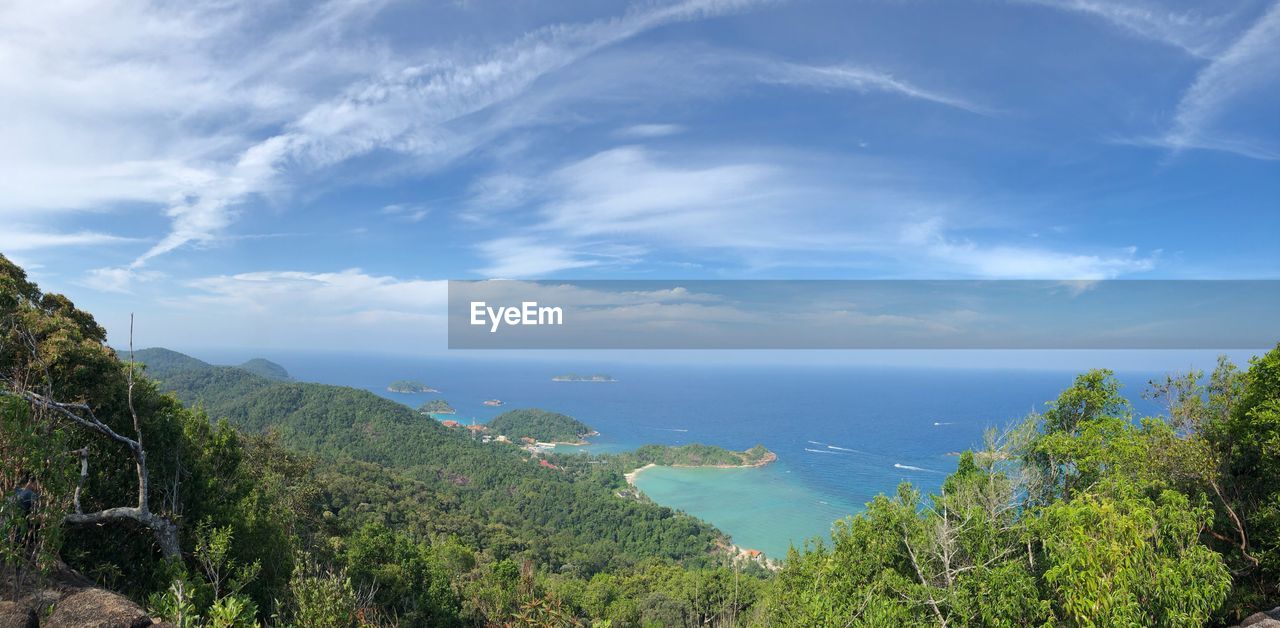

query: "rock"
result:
(1239, 607), (1280, 628)
(0, 601), (38, 628)
(43, 588), (153, 627)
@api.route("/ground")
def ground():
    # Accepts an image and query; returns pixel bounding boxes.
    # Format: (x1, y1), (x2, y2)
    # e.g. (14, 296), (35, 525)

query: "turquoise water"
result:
(632, 460), (861, 559)
(199, 352), (1170, 561)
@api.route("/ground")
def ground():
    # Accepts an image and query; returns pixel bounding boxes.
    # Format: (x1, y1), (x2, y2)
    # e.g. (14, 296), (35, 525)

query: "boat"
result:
(482, 399), (504, 406)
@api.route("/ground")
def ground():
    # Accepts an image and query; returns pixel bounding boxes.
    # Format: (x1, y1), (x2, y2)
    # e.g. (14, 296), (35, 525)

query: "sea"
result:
(194, 350), (1173, 560)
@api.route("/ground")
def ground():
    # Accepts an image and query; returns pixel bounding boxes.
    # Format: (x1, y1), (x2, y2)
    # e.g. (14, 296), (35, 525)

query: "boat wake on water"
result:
(804, 448), (841, 455)
(894, 463), (943, 473)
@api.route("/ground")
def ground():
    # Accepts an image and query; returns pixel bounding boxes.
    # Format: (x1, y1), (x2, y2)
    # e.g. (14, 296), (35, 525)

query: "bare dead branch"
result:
(0, 314), (180, 559)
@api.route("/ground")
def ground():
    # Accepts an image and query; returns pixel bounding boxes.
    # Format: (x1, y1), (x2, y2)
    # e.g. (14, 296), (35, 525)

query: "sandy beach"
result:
(624, 463), (657, 485)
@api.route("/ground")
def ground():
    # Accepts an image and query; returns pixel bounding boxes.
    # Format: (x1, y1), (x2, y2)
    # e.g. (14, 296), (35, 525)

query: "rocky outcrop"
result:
(1, 565), (167, 628)
(1236, 606), (1280, 628)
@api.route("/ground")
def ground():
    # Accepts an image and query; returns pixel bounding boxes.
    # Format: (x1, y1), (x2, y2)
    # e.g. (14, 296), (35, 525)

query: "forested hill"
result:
(487, 408), (595, 442)
(237, 357), (290, 380)
(135, 347), (724, 569)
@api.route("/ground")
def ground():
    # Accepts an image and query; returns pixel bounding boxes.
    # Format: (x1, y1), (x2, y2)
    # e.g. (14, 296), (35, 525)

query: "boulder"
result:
(0, 601), (38, 628)
(43, 588), (154, 627)
(1238, 607), (1280, 628)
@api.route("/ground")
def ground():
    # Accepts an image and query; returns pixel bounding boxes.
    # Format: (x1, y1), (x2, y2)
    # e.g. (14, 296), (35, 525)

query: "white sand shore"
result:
(624, 463), (657, 486)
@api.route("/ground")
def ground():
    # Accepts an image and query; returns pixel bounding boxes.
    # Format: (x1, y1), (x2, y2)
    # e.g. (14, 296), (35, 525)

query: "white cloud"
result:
(82, 267), (165, 294)
(474, 146), (1159, 279)
(381, 203), (431, 223)
(5, 0), (776, 284)
(126, 268), (451, 350)
(464, 174), (540, 219)
(186, 269), (447, 313)
(617, 123), (687, 138)
(1158, 1), (1280, 159)
(904, 221), (1158, 279)
(1012, 0), (1242, 58)
(0, 228), (138, 251)
(1021, 0), (1280, 160)
(476, 238), (601, 277)
(760, 62), (991, 114)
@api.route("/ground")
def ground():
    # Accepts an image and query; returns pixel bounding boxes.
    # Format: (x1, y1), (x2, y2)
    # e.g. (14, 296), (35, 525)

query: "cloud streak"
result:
(1012, 0), (1240, 57)
(760, 62), (992, 114)
(1159, 1), (1280, 159)
(473, 147), (1159, 279)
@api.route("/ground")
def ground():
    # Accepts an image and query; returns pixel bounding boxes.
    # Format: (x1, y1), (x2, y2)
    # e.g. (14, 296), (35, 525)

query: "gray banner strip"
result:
(447, 280), (1280, 349)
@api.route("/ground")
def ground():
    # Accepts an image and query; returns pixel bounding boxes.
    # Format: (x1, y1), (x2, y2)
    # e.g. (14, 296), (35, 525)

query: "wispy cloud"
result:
(185, 269), (447, 315)
(1156, 1), (1280, 159)
(1021, 0), (1280, 160)
(82, 267), (165, 294)
(617, 123), (687, 138)
(1011, 0), (1241, 58)
(9, 0), (776, 290)
(473, 146), (1160, 279)
(901, 218), (1158, 279)
(381, 203), (431, 223)
(760, 61), (992, 114)
(476, 238), (603, 277)
(122, 0), (780, 269)
(0, 228), (138, 251)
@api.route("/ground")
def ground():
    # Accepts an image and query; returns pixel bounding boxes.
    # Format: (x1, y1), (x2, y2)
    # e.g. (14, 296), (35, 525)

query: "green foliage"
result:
(6, 254), (1280, 626)
(287, 558), (360, 628)
(1036, 487), (1230, 626)
(139, 353), (724, 573)
(236, 359), (290, 381)
(487, 407), (594, 442)
(386, 379), (434, 393)
(764, 367), (1251, 627)
(208, 594), (259, 628)
(0, 397), (75, 583)
(340, 523), (462, 626)
(148, 578), (202, 628)
(616, 443), (773, 468)
(419, 399), (455, 414)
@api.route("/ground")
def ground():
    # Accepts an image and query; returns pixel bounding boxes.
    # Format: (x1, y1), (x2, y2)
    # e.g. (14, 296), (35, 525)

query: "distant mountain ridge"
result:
(124, 347), (290, 380)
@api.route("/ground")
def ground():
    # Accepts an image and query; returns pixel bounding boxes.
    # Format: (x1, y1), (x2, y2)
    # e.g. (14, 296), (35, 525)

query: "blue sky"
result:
(2, 0), (1277, 355)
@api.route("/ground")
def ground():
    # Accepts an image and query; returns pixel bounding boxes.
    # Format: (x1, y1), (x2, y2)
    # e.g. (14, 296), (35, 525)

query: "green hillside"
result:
(136, 348), (723, 570)
(237, 357), (291, 380)
(5, 252), (1280, 627)
(486, 408), (595, 443)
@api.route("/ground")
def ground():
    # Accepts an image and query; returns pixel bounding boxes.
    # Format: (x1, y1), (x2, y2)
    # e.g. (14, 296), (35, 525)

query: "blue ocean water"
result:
(199, 351), (1167, 557)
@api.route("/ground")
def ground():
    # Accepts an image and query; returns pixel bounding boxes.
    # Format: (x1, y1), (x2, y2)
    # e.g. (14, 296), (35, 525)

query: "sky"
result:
(2, 0), (1278, 359)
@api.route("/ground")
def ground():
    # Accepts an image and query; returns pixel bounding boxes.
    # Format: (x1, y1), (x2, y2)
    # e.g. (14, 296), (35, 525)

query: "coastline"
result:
(625, 463), (657, 486)
(624, 450), (778, 486)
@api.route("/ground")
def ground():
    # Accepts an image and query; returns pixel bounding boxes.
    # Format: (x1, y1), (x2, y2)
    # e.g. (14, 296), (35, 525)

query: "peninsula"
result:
(621, 444), (777, 485)
(487, 408), (597, 444)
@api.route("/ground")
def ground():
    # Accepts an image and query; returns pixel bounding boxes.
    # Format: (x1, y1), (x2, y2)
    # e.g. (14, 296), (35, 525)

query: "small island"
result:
(552, 373), (617, 382)
(487, 408), (597, 444)
(418, 399), (455, 415)
(387, 379), (439, 394)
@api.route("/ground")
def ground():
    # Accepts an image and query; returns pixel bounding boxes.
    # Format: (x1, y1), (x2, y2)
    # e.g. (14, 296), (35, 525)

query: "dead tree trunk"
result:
(1, 315), (180, 559)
